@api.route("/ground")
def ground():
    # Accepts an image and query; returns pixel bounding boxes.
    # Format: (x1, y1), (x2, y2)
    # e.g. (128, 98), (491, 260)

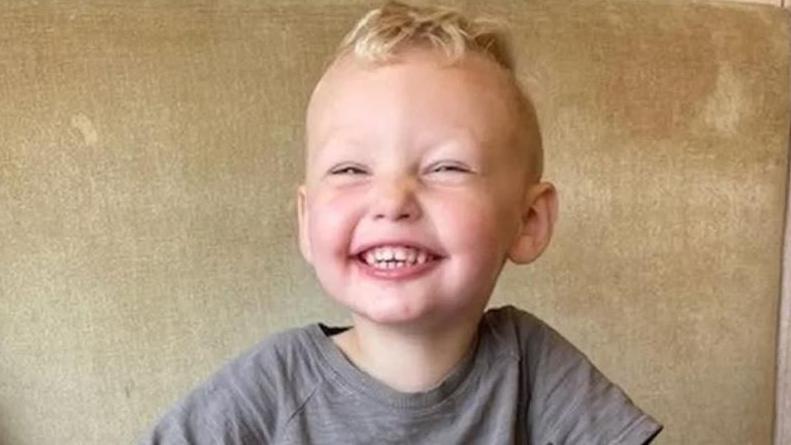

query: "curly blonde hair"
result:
(330, 1), (543, 181)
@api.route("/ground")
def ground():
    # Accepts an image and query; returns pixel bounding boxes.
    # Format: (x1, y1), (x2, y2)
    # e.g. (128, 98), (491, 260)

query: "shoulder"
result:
(483, 305), (663, 445)
(483, 305), (590, 374)
(211, 326), (326, 406)
(139, 325), (327, 445)
(482, 304), (545, 336)
(480, 304), (548, 359)
(483, 304), (627, 391)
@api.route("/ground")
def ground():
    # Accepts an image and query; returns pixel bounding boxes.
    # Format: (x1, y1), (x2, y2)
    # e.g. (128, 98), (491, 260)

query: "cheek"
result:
(438, 186), (523, 263)
(308, 192), (363, 258)
(434, 195), (503, 252)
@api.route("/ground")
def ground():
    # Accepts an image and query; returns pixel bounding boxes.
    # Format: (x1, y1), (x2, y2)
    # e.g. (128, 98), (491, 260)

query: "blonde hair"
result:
(337, 1), (513, 70)
(331, 1), (543, 181)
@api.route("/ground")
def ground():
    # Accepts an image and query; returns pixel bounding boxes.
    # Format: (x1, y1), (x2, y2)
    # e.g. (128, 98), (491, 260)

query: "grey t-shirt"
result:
(140, 305), (663, 444)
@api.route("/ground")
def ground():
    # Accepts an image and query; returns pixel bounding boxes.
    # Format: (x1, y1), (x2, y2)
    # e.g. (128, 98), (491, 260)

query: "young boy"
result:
(141, 2), (663, 443)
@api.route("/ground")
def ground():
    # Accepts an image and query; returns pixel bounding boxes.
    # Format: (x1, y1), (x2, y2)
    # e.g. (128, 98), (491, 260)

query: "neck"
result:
(333, 314), (482, 393)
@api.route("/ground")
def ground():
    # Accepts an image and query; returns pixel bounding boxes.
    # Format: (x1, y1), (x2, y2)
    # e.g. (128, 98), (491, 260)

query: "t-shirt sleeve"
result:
(137, 364), (278, 445)
(521, 312), (663, 444)
(135, 332), (310, 445)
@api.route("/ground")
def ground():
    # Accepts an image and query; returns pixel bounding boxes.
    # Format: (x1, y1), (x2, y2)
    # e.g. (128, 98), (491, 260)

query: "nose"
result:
(370, 175), (422, 222)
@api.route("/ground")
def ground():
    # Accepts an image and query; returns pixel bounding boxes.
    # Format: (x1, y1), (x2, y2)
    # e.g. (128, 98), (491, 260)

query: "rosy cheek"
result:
(436, 196), (501, 251)
(309, 192), (364, 258)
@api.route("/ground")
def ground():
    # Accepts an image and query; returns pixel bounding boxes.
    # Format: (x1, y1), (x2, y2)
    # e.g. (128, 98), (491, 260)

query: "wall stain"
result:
(70, 113), (98, 147)
(700, 65), (747, 134)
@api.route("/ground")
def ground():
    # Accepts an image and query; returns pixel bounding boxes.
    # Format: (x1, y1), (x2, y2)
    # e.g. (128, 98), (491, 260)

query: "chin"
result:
(348, 298), (434, 327)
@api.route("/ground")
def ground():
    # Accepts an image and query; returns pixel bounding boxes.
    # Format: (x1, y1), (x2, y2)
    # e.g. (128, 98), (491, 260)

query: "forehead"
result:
(305, 49), (523, 161)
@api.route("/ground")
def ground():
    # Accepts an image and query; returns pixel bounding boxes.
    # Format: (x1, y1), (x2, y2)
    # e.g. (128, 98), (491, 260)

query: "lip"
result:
(352, 254), (442, 281)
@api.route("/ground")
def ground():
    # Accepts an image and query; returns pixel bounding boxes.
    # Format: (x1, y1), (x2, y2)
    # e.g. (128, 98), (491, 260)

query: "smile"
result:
(353, 244), (443, 279)
(358, 245), (439, 269)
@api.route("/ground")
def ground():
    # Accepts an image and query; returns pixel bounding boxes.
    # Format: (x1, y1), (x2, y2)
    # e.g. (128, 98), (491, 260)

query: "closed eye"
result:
(431, 163), (469, 173)
(330, 165), (366, 175)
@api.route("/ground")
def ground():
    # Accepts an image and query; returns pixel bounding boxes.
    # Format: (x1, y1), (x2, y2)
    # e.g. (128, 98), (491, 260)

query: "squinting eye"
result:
(330, 165), (366, 175)
(432, 164), (468, 173)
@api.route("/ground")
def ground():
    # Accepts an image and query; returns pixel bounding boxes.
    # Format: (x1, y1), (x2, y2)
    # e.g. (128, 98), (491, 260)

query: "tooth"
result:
(366, 245), (437, 266)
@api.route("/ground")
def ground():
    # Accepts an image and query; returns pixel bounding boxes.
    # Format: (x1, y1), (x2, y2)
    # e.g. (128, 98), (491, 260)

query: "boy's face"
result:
(299, 49), (546, 329)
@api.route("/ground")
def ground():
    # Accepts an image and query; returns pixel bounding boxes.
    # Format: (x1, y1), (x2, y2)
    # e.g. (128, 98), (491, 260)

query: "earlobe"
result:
(508, 182), (559, 265)
(297, 185), (313, 264)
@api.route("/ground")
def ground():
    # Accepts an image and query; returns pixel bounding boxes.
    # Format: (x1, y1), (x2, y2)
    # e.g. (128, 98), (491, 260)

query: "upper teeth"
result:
(362, 245), (433, 266)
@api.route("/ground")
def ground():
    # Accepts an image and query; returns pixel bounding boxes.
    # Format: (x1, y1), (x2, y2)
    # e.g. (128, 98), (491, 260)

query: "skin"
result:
(297, 47), (558, 392)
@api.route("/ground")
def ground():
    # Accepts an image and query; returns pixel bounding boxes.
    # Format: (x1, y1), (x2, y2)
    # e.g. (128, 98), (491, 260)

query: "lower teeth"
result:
(374, 261), (411, 269)
(357, 255), (435, 269)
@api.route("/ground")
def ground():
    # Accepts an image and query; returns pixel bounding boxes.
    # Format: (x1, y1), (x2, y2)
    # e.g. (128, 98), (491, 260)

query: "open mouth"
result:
(354, 245), (442, 271)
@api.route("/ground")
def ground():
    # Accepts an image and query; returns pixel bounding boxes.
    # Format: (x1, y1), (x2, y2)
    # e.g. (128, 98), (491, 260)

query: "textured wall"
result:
(1, 1), (787, 444)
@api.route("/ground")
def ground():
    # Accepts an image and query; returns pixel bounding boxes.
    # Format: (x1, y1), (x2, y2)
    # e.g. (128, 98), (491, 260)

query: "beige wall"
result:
(731, 0), (781, 6)
(745, 0), (782, 5)
(1, 1), (788, 444)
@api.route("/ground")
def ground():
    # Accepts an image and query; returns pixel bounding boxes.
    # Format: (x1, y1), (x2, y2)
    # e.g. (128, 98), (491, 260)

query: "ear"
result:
(297, 184), (313, 265)
(508, 182), (559, 265)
